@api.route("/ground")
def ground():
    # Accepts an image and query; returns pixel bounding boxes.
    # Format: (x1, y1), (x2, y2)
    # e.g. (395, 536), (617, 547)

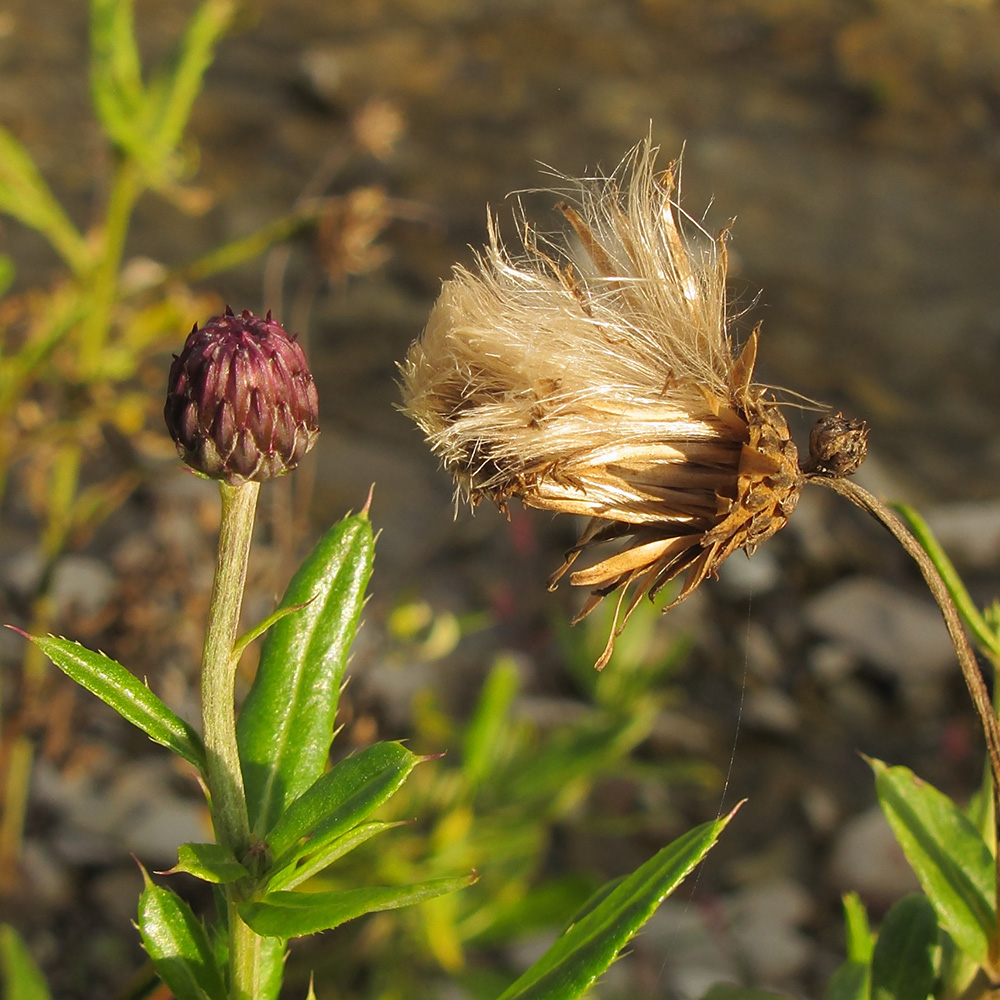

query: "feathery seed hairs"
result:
(401, 140), (863, 669)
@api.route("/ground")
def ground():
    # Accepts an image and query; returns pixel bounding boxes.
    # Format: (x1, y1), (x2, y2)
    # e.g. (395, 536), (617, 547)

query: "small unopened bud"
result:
(803, 413), (868, 477)
(164, 308), (320, 484)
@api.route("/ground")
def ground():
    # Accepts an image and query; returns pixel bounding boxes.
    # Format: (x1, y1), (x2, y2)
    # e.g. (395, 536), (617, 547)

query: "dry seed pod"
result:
(401, 141), (803, 667)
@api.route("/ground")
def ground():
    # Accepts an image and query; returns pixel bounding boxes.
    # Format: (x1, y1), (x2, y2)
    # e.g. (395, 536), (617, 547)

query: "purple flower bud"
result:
(164, 308), (320, 484)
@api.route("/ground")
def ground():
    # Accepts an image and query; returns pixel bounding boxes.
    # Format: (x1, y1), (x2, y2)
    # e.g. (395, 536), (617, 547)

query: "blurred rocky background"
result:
(2, 0), (1000, 996)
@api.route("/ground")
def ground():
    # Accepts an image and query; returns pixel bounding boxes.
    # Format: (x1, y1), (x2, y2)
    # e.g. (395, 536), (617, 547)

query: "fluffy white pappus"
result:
(402, 140), (748, 514)
(401, 138), (801, 668)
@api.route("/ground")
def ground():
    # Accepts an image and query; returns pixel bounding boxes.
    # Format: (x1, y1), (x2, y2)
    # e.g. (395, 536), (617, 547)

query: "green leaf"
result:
(497, 811), (734, 1000)
(137, 870), (227, 1000)
(89, 0), (146, 151)
(870, 894), (938, 1000)
(872, 759), (995, 963)
(166, 843), (249, 884)
(0, 254), (15, 298)
(842, 891), (874, 964)
(257, 935), (287, 1000)
(824, 960), (869, 1000)
(0, 925), (52, 1000)
(700, 988), (792, 1000)
(267, 742), (419, 866)
(238, 509), (375, 836)
(13, 631), (205, 771)
(141, 0), (235, 176)
(231, 601), (310, 665)
(462, 656), (520, 791)
(0, 126), (88, 272)
(894, 504), (1000, 659)
(823, 892), (873, 1000)
(269, 821), (404, 892)
(239, 874), (476, 938)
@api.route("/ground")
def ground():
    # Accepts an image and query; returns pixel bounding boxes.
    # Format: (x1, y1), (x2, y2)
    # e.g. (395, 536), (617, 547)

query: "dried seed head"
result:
(401, 141), (803, 667)
(165, 308), (319, 484)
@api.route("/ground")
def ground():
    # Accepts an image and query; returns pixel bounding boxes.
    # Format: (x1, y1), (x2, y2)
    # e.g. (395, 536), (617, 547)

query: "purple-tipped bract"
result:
(165, 308), (320, 484)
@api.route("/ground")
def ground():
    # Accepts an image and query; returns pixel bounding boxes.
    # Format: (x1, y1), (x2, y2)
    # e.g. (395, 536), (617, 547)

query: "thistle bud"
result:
(164, 308), (319, 484)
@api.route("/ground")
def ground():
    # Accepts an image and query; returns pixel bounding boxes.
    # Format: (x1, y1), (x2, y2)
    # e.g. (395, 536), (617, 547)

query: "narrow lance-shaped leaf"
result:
(164, 843), (249, 885)
(497, 810), (735, 1000)
(257, 936), (287, 1000)
(823, 893), (873, 1000)
(137, 869), (227, 1000)
(824, 960), (869, 1000)
(269, 821), (404, 893)
(0, 924), (53, 1000)
(239, 874), (477, 938)
(699, 988), (793, 1000)
(872, 758), (995, 964)
(238, 508), (374, 836)
(0, 126), (88, 273)
(10, 631), (204, 772)
(89, 0), (146, 151)
(870, 893), (938, 1000)
(266, 742), (420, 866)
(462, 656), (520, 791)
(894, 503), (1000, 660)
(141, 0), (235, 177)
(842, 892), (874, 964)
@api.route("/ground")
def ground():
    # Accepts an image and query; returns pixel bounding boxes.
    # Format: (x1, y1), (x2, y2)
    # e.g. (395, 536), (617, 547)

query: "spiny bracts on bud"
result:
(165, 308), (319, 484)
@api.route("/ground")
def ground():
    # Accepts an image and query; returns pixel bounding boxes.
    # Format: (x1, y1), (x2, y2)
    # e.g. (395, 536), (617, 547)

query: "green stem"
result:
(227, 897), (262, 1000)
(201, 480), (258, 855)
(79, 158), (143, 375)
(201, 480), (265, 999)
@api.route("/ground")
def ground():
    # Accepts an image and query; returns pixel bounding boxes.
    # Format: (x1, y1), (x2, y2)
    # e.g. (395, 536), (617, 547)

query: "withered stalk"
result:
(807, 471), (1000, 969)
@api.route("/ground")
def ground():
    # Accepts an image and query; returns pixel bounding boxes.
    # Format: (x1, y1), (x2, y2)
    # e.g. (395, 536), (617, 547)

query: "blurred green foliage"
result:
(0, 0), (329, 900)
(286, 596), (716, 999)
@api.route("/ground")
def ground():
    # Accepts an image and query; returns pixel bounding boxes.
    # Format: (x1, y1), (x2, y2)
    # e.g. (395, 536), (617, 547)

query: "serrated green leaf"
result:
(15, 631), (205, 771)
(497, 812), (734, 1000)
(0, 925), (52, 1000)
(167, 843), (249, 884)
(238, 509), (374, 836)
(0, 127), (88, 272)
(870, 893), (938, 1000)
(257, 935), (287, 1000)
(872, 759), (995, 964)
(269, 821), (404, 892)
(267, 742), (419, 866)
(137, 873), (226, 1000)
(239, 873), (476, 938)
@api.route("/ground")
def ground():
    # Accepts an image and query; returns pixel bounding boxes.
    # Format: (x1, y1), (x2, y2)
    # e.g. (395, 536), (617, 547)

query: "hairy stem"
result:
(201, 480), (263, 999)
(201, 480), (258, 854)
(228, 896), (262, 1000)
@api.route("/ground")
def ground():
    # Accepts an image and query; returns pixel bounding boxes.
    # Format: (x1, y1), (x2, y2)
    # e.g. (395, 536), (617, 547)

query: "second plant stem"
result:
(201, 479), (261, 999)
